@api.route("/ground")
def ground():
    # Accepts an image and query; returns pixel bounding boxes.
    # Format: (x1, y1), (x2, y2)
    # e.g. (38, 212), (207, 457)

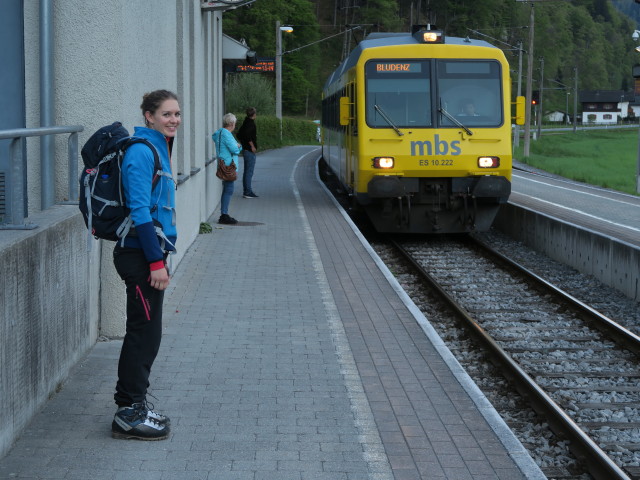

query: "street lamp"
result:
(275, 21), (293, 124)
(274, 22), (361, 140)
(633, 30), (640, 50)
(276, 20), (364, 136)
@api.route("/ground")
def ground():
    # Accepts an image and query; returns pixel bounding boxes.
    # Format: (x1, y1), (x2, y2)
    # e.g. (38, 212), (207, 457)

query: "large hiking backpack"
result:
(79, 122), (161, 247)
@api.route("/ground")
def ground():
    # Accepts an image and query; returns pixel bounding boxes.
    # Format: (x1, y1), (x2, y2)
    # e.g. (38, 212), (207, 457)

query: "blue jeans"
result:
(242, 150), (256, 195)
(220, 179), (234, 215)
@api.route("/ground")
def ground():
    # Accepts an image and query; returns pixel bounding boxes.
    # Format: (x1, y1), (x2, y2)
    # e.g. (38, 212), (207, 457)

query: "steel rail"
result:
(469, 235), (640, 357)
(390, 239), (631, 480)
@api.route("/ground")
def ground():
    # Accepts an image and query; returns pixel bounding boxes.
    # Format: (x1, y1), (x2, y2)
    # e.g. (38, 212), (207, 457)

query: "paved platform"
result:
(0, 146), (544, 480)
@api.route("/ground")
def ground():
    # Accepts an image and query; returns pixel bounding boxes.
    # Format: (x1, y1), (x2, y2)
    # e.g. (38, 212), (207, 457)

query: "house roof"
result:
(579, 90), (633, 102)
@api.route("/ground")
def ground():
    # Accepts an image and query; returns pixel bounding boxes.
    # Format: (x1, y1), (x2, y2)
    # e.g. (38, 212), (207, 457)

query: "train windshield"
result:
(437, 60), (503, 127)
(365, 60), (432, 128)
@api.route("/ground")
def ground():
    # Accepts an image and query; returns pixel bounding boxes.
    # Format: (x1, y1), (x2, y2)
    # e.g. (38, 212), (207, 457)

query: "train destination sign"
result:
(374, 62), (422, 73)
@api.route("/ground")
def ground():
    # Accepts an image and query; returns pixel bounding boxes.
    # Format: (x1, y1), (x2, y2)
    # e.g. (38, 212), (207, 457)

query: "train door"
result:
(340, 82), (356, 191)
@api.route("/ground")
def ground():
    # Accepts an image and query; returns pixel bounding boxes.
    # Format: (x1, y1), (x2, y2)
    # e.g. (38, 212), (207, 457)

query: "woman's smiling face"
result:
(145, 99), (181, 137)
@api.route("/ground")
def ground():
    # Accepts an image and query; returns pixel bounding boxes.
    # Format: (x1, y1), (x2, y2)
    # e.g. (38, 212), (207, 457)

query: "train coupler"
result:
(396, 195), (412, 228)
(458, 194), (477, 231)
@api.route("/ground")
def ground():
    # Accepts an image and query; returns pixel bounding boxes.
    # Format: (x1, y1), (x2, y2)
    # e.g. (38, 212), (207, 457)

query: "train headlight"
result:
(478, 156), (500, 168)
(372, 157), (394, 169)
(421, 31), (442, 43)
(412, 26), (444, 44)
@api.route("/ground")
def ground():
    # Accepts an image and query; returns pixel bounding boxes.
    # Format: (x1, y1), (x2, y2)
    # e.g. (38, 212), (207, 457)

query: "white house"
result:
(544, 110), (567, 123)
(579, 90), (633, 124)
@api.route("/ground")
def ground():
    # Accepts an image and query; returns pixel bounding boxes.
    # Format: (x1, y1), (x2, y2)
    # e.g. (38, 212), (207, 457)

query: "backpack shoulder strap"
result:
(121, 137), (162, 188)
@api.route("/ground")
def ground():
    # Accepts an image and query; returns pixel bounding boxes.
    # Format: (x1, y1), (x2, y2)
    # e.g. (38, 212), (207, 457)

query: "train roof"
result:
(323, 31), (499, 90)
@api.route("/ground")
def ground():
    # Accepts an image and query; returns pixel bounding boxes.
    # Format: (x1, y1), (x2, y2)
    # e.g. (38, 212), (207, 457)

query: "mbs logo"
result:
(410, 135), (461, 156)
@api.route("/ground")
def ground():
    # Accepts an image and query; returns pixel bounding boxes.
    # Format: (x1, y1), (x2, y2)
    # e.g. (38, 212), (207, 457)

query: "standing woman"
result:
(111, 89), (180, 441)
(212, 113), (241, 224)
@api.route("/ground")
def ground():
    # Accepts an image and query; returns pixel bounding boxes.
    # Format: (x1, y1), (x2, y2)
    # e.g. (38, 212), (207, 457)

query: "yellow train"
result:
(321, 25), (525, 233)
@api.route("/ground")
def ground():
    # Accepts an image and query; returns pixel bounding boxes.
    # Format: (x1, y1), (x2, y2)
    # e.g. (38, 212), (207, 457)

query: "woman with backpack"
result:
(110, 89), (180, 441)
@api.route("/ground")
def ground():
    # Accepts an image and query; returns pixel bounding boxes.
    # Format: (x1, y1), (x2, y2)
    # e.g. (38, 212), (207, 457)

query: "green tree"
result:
(223, 0), (322, 116)
(357, 0), (402, 31)
(225, 0), (640, 118)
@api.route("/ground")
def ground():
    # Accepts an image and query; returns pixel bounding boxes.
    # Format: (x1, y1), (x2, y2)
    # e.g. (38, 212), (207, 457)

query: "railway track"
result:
(383, 236), (640, 480)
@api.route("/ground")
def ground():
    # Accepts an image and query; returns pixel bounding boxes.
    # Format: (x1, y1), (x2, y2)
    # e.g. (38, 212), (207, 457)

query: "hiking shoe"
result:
(243, 192), (259, 198)
(143, 398), (170, 425)
(218, 214), (238, 225)
(112, 403), (170, 441)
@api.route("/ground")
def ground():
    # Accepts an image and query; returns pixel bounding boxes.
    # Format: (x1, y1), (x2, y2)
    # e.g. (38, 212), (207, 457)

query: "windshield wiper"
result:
(374, 104), (404, 136)
(438, 99), (473, 136)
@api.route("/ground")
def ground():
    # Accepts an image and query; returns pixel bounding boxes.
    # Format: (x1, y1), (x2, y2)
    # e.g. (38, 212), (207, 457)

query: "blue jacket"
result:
(121, 126), (177, 262)
(212, 128), (240, 166)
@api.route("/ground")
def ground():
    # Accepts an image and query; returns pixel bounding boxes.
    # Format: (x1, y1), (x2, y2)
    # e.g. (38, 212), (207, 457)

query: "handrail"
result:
(0, 125), (83, 229)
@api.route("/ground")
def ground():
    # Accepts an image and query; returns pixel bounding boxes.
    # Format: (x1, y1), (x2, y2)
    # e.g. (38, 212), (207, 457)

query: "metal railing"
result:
(0, 125), (83, 229)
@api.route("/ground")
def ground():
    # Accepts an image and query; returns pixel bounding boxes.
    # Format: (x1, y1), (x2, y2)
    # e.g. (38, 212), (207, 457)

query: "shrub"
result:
(199, 222), (212, 234)
(233, 114), (318, 150)
(225, 74), (275, 115)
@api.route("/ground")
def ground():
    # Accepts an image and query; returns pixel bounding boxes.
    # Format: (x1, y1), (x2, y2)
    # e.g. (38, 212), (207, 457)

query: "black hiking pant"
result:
(113, 246), (165, 407)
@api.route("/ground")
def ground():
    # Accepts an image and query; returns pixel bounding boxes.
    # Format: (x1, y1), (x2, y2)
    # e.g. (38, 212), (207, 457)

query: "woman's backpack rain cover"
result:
(79, 122), (160, 247)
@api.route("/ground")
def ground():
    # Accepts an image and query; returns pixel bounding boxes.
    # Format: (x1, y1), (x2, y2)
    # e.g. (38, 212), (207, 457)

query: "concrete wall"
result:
(0, 206), (100, 458)
(494, 203), (640, 302)
(20, 0), (224, 336)
(1, 0), (224, 458)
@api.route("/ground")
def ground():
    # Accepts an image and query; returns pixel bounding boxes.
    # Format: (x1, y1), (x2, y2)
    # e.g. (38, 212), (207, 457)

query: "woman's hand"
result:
(150, 267), (170, 290)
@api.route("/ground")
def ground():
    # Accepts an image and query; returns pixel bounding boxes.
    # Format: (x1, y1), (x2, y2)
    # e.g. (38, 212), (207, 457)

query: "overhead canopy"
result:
(223, 34), (256, 65)
(201, 0), (255, 12)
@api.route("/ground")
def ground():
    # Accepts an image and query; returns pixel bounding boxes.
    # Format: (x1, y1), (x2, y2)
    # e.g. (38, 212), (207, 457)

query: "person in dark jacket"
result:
(111, 89), (180, 441)
(237, 107), (259, 198)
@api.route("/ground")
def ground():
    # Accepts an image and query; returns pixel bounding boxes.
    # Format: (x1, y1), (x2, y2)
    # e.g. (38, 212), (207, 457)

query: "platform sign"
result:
(236, 59), (275, 73)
